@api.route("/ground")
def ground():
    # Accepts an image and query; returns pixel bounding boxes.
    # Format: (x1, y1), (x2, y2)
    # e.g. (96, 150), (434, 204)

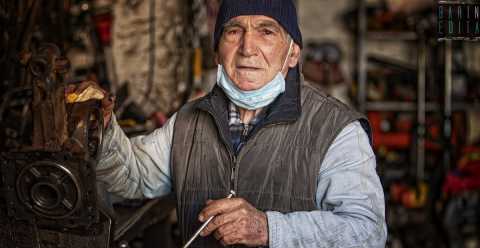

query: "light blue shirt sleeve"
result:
(97, 116), (387, 247)
(265, 121), (387, 247)
(96, 113), (176, 199)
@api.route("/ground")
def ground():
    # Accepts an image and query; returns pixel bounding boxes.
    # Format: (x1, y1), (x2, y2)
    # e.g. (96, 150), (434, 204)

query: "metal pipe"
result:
(357, 0), (367, 113)
(416, 38), (427, 182)
(444, 40), (453, 172)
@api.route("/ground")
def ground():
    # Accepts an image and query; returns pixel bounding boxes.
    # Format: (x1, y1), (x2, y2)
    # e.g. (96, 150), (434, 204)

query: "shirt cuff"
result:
(266, 211), (283, 248)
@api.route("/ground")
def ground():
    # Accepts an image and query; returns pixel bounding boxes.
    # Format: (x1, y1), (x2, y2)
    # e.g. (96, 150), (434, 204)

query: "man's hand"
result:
(198, 198), (268, 247)
(65, 81), (115, 129)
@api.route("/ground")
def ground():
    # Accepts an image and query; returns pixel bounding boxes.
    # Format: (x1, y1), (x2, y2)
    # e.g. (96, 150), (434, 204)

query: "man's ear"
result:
(214, 53), (219, 65)
(287, 44), (301, 68)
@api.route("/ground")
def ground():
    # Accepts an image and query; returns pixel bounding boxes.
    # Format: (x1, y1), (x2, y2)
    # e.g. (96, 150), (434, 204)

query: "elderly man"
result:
(95, 0), (387, 247)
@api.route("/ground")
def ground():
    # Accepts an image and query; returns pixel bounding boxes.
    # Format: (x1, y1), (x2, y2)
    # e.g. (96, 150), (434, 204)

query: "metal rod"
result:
(416, 38), (427, 182)
(444, 40), (453, 172)
(445, 40), (452, 119)
(357, 0), (367, 113)
(182, 191), (236, 248)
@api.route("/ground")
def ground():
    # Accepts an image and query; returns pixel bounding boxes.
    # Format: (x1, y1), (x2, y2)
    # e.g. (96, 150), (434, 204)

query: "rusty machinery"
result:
(0, 1), (183, 247)
(0, 1), (113, 247)
(0, 43), (113, 247)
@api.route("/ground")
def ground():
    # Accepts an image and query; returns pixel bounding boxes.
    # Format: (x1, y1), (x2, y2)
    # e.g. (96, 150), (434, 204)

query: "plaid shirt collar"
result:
(228, 102), (263, 132)
(228, 102), (268, 154)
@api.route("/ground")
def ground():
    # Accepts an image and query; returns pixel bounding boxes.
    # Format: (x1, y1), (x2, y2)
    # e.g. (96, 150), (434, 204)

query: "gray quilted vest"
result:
(171, 70), (369, 247)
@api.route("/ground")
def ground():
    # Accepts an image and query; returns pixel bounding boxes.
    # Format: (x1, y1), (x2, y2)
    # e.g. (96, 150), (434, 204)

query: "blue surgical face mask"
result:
(217, 40), (294, 110)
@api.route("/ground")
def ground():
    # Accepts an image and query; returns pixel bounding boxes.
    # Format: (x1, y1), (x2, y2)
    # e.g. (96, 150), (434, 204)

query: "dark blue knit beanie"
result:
(214, 0), (303, 51)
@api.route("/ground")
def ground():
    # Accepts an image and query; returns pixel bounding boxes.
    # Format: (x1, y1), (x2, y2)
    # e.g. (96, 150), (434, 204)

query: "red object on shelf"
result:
(390, 183), (409, 203)
(369, 112), (411, 149)
(395, 117), (412, 132)
(367, 111), (453, 150)
(443, 146), (480, 195)
(443, 173), (480, 195)
(460, 146), (480, 156)
(94, 13), (112, 46)
(457, 148), (480, 175)
(373, 132), (410, 148)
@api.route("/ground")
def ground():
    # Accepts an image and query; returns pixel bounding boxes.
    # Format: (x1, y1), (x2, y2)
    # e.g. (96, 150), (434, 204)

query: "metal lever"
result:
(182, 190), (236, 248)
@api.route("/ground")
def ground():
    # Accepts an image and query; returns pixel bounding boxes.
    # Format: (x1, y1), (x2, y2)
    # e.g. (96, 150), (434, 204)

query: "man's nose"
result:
(239, 31), (257, 57)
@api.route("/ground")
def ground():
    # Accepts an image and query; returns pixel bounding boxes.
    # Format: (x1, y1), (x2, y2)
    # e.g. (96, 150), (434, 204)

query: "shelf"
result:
(452, 101), (480, 111)
(366, 102), (437, 112)
(368, 55), (417, 72)
(372, 132), (442, 151)
(365, 101), (480, 112)
(366, 31), (418, 41)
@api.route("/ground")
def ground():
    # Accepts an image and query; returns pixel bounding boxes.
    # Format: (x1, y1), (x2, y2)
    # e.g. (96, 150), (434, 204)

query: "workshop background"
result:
(1, 0), (480, 247)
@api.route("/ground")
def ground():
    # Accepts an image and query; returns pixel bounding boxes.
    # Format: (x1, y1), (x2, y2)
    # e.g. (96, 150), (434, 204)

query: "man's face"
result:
(216, 15), (300, 91)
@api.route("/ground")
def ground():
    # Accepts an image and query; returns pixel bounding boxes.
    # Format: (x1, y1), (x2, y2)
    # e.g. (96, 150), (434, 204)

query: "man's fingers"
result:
(65, 81), (114, 129)
(200, 209), (240, 237)
(65, 80), (106, 99)
(220, 232), (242, 247)
(213, 221), (238, 241)
(197, 197), (268, 247)
(65, 84), (77, 94)
(199, 198), (246, 222)
(75, 80), (102, 94)
(101, 94), (115, 110)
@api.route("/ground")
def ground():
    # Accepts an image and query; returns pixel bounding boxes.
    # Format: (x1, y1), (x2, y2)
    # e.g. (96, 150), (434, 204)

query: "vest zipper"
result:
(230, 156), (237, 192)
(201, 109), (238, 194)
(202, 109), (293, 195)
(242, 124), (249, 137)
(233, 122), (291, 193)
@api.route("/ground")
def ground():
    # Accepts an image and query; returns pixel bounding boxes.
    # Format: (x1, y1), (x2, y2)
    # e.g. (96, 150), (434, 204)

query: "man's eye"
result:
(227, 29), (240, 35)
(261, 29), (274, 35)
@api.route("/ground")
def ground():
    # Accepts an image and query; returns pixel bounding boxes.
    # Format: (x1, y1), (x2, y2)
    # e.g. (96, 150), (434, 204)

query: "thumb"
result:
(102, 94), (115, 112)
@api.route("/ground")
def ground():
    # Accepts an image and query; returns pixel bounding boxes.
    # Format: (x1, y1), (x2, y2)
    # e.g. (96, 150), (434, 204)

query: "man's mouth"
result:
(236, 65), (261, 71)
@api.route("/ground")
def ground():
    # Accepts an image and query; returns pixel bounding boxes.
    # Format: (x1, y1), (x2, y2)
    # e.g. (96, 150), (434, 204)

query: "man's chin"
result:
(234, 80), (265, 91)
